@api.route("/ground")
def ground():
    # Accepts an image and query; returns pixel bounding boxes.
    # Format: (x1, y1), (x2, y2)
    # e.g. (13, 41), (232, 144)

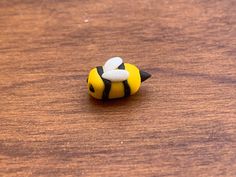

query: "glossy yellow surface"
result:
(109, 82), (125, 99)
(87, 68), (104, 99)
(125, 63), (141, 95)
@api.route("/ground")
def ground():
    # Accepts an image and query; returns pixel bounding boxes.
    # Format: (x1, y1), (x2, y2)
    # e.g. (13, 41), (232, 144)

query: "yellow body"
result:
(87, 63), (141, 99)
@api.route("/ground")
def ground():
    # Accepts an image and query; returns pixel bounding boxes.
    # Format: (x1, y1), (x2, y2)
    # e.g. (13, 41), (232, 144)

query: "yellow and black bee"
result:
(87, 57), (151, 100)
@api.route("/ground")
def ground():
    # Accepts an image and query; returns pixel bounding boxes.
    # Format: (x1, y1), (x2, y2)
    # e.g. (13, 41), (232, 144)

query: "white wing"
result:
(103, 57), (123, 73)
(102, 70), (129, 82)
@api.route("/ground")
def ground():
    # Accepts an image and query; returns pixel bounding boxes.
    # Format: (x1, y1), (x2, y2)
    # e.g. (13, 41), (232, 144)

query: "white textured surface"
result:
(102, 70), (129, 82)
(103, 57), (123, 73)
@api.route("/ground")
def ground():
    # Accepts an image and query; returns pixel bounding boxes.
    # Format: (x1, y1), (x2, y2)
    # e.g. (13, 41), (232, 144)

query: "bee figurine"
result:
(87, 57), (151, 100)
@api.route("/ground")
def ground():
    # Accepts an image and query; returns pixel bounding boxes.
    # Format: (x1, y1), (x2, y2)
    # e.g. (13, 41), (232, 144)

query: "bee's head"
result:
(87, 68), (105, 99)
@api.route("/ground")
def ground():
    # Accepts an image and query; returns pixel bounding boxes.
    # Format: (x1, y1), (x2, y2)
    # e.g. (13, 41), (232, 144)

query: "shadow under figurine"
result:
(87, 57), (151, 100)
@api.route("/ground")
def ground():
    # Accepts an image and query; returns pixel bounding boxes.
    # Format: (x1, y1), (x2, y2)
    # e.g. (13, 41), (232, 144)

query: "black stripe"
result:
(97, 66), (111, 100)
(118, 63), (131, 97)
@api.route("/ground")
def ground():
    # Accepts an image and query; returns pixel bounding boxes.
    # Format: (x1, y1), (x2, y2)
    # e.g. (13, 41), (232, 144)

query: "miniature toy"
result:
(87, 57), (151, 100)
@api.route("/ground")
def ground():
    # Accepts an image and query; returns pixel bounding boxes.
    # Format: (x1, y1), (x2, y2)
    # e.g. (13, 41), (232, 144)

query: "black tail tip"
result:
(140, 70), (151, 82)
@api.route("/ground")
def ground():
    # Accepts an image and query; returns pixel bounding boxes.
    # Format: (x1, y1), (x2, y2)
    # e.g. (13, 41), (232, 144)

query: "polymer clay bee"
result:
(87, 57), (151, 100)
